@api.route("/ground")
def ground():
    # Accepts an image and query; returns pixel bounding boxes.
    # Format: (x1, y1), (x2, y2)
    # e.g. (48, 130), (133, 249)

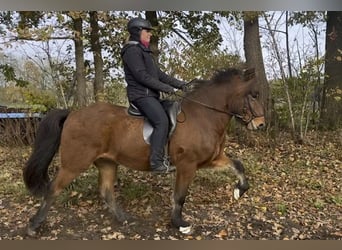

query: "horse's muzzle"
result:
(247, 116), (265, 130)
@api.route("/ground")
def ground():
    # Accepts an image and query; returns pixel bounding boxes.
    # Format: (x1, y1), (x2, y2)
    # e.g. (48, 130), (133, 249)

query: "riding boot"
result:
(150, 149), (176, 174)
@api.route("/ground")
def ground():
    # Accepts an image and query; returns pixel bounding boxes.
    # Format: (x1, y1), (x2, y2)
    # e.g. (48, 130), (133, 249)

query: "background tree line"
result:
(0, 11), (341, 142)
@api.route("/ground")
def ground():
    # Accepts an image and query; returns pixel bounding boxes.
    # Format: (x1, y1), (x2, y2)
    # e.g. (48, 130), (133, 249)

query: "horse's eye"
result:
(251, 92), (259, 99)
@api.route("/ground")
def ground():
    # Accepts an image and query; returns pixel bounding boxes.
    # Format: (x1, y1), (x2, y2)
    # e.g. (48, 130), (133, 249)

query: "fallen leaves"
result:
(215, 229), (228, 238)
(101, 228), (126, 240)
(0, 131), (341, 239)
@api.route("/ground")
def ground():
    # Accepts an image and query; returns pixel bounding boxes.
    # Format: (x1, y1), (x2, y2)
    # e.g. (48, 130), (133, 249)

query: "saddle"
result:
(128, 100), (181, 145)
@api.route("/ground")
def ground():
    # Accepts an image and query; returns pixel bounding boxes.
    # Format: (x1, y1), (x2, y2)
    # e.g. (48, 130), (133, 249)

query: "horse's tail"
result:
(23, 109), (70, 198)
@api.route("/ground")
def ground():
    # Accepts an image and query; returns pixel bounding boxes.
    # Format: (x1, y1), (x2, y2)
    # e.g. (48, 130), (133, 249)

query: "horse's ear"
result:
(242, 68), (255, 81)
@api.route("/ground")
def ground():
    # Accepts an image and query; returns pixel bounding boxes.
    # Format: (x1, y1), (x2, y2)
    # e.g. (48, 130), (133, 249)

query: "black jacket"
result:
(121, 41), (185, 101)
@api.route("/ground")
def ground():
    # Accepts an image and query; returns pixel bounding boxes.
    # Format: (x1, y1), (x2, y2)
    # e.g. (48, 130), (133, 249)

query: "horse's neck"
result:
(187, 84), (230, 113)
(182, 88), (232, 135)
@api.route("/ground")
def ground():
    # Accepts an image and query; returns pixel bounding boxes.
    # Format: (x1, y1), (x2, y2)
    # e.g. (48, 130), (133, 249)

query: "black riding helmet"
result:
(127, 17), (154, 41)
(128, 17), (154, 32)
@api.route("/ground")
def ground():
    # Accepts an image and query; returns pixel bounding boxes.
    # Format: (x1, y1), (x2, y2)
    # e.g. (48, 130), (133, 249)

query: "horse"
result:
(23, 67), (265, 236)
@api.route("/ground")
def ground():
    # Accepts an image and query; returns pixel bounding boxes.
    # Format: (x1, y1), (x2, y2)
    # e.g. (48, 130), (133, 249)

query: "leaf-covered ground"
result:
(0, 131), (341, 240)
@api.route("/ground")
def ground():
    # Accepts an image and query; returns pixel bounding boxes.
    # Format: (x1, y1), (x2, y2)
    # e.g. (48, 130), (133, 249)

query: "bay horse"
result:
(23, 67), (265, 236)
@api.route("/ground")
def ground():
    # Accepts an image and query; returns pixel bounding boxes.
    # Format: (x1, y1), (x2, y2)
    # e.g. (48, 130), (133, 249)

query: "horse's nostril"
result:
(258, 123), (265, 129)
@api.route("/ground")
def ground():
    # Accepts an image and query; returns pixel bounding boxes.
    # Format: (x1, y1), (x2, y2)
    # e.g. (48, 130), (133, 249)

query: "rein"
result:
(174, 92), (244, 120)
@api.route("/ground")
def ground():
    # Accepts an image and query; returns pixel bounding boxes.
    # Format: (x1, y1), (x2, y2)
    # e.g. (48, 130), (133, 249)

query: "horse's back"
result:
(76, 102), (126, 117)
(65, 102), (127, 125)
(60, 102), (126, 144)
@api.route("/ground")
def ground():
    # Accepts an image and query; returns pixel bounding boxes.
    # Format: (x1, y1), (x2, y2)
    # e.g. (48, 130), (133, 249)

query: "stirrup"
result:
(151, 157), (176, 174)
(163, 156), (176, 172)
(151, 165), (176, 175)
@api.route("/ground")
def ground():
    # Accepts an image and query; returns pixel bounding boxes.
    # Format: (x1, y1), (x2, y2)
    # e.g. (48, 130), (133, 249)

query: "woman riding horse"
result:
(121, 17), (186, 174)
(23, 67), (265, 236)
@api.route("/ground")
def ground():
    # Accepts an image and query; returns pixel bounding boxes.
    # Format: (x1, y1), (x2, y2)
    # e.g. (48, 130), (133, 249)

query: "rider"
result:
(121, 17), (186, 174)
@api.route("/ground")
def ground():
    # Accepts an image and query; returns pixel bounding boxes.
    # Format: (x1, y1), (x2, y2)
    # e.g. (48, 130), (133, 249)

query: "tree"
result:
(69, 12), (87, 107)
(320, 11), (342, 129)
(145, 11), (160, 61)
(243, 12), (270, 122)
(263, 12), (301, 140)
(89, 11), (105, 102)
(0, 11), (92, 108)
(288, 11), (326, 126)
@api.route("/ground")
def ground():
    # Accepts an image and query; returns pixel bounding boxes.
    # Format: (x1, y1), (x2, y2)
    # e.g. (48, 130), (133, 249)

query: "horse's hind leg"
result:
(27, 189), (56, 237)
(27, 168), (82, 237)
(230, 159), (249, 200)
(95, 159), (128, 223)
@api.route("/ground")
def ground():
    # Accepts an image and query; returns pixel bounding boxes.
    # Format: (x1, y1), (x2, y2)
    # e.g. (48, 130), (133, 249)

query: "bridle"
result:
(174, 92), (263, 125)
(239, 94), (264, 124)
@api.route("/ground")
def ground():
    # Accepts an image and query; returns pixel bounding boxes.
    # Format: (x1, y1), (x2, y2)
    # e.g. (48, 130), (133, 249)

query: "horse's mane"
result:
(187, 68), (243, 94)
(211, 68), (242, 84)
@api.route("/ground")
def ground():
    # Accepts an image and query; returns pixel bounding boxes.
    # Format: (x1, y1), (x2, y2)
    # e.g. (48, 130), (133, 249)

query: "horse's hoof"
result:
(115, 210), (131, 224)
(234, 181), (249, 200)
(171, 217), (191, 234)
(179, 225), (192, 234)
(233, 188), (241, 200)
(26, 227), (37, 237)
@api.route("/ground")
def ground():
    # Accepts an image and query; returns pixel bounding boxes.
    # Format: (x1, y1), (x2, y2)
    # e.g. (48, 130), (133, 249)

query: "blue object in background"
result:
(0, 113), (42, 119)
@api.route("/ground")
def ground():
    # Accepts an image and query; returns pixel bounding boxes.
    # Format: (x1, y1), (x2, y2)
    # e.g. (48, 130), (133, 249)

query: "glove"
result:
(174, 81), (187, 91)
(163, 86), (175, 94)
(180, 84), (187, 92)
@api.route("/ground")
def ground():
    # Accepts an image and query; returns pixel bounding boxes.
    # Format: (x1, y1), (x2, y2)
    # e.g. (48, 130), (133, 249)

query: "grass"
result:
(121, 182), (151, 201)
(57, 167), (154, 206)
(0, 179), (27, 199)
(329, 195), (342, 206)
(312, 198), (325, 209)
(194, 168), (234, 190)
(276, 203), (287, 215)
(0, 166), (28, 200)
(57, 167), (99, 206)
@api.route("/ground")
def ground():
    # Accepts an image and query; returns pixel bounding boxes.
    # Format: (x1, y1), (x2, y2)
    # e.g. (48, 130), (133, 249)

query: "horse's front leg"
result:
(171, 165), (196, 234)
(230, 159), (249, 200)
(212, 154), (249, 200)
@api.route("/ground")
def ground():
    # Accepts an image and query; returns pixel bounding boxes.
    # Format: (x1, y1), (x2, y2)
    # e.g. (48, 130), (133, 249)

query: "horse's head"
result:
(185, 67), (266, 130)
(227, 68), (266, 130)
(236, 92), (265, 130)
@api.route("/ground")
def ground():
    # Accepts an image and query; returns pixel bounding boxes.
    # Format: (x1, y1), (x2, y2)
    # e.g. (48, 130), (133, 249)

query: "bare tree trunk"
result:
(243, 12), (270, 123)
(73, 16), (87, 107)
(320, 11), (342, 129)
(145, 11), (159, 61)
(146, 11), (169, 99)
(308, 20), (322, 127)
(299, 88), (311, 142)
(89, 11), (105, 102)
(285, 11), (293, 78)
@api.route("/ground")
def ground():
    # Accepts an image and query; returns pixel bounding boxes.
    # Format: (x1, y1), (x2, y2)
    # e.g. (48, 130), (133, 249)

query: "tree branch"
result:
(171, 28), (193, 47)
(9, 36), (73, 42)
(259, 26), (287, 35)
